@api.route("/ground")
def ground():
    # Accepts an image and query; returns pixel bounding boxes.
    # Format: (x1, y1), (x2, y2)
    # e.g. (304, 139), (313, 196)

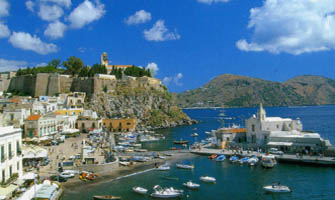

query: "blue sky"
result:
(0, 0), (335, 92)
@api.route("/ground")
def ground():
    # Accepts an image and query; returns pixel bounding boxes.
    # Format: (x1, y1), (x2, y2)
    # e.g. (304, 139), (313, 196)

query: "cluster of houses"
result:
(0, 91), (137, 197)
(215, 104), (332, 154)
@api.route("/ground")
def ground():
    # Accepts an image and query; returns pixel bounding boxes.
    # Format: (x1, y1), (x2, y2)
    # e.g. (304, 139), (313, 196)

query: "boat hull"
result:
(93, 195), (121, 200)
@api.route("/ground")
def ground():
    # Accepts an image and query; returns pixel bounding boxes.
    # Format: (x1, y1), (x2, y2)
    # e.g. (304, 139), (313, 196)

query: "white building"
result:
(0, 126), (23, 183)
(3, 108), (31, 127)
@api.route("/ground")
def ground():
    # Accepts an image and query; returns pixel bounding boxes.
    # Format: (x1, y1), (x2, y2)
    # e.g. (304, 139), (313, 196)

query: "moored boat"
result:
(174, 139), (189, 144)
(215, 155), (226, 162)
(229, 155), (239, 163)
(191, 133), (199, 137)
(132, 186), (148, 195)
(239, 157), (249, 164)
(157, 165), (170, 171)
(176, 163), (194, 169)
(183, 181), (200, 189)
(261, 155), (277, 168)
(150, 185), (183, 198)
(208, 154), (218, 159)
(200, 176), (216, 183)
(93, 195), (121, 200)
(263, 183), (291, 193)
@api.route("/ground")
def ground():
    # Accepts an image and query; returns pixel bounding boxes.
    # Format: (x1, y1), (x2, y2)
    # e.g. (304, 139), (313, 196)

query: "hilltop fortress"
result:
(0, 53), (163, 97)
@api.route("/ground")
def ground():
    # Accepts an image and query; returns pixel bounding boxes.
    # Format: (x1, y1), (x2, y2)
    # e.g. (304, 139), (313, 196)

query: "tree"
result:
(48, 59), (61, 69)
(89, 64), (107, 76)
(78, 66), (89, 77)
(62, 56), (84, 76)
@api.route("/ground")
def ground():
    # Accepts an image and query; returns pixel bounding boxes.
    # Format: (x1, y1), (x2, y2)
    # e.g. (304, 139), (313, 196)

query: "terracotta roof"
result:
(10, 98), (21, 103)
(107, 65), (133, 68)
(26, 114), (41, 121)
(223, 128), (246, 133)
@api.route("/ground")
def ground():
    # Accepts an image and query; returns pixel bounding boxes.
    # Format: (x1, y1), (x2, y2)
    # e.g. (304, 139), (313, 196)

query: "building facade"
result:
(102, 118), (136, 132)
(24, 115), (58, 138)
(77, 117), (102, 132)
(0, 126), (23, 183)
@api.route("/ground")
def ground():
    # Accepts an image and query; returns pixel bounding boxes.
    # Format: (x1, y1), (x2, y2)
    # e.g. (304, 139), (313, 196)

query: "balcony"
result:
(1, 155), (7, 163)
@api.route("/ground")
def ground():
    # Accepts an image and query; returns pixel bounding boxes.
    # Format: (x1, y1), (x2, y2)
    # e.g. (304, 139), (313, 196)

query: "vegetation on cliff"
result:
(177, 74), (335, 108)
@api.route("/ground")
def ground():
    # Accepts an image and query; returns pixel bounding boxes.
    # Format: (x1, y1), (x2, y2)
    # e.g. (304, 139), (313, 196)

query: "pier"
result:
(190, 148), (335, 166)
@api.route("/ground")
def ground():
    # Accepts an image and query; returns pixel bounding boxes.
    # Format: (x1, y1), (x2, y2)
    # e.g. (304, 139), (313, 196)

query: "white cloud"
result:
(44, 20), (67, 39)
(0, 0), (9, 18)
(197, 0), (230, 4)
(9, 32), (58, 55)
(145, 62), (159, 76)
(0, 58), (28, 72)
(68, 0), (105, 29)
(144, 20), (180, 42)
(163, 73), (183, 86)
(125, 10), (151, 25)
(0, 22), (10, 38)
(25, 0), (35, 12)
(236, 0), (335, 55)
(40, 0), (72, 8)
(38, 4), (64, 21)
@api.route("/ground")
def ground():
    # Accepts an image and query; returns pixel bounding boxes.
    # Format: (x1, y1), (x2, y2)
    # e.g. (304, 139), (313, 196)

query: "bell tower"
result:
(101, 52), (108, 67)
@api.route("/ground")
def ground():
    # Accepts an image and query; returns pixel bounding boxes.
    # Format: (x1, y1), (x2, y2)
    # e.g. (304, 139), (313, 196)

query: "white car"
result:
(60, 172), (75, 179)
(270, 148), (284, 155)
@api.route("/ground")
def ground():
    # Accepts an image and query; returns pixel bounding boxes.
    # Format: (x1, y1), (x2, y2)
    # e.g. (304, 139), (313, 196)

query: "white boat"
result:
(191, 133), (198, 137)
(248, 156), (259, 166)
(157, 165), (170, 171)
(263, 184), (291, 193)
(176, 163), (194, 169)
(200, 176), (216, 183)
(183, 181), (200, 189)
(150, 185), (183, 198)
(119, 161), (130, 166)
(261, 155), (277, 168)
(132, 186), (148, 194)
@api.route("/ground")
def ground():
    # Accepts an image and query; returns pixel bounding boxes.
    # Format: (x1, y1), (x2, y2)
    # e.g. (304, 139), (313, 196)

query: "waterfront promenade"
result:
(191, 148), (335, 166)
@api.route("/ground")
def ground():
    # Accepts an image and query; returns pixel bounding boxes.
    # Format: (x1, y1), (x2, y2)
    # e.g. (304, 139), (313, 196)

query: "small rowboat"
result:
(132, 186), (148, 194)
(263, 185), (291, 193)
(208, 154), (217, 159)
(93, 195), (121, 200)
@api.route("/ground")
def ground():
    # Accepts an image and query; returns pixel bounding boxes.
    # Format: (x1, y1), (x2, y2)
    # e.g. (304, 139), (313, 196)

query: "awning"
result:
(267, 142), (293, 146)
(20, 172), (37, 180)
(0, 184), (19, 199)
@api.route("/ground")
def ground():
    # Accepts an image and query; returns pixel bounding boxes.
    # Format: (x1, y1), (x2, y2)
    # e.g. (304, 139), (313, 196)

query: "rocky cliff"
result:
(87, 83), (195, 130)
(177, 74), (335, 108)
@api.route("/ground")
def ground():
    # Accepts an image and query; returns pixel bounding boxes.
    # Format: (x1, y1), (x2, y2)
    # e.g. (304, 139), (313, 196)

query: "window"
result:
(17, 161), (20, 171)
(2, 170), (5, 183)
(16, 141), (21, 156)
(126, 122), (131, 126)
(8, 143), (12, 160)
(252, 124), (255, 132)
(10, 114), (14, 121)
(9, 166), (12, 177)
(276, 124), (279, 129)
(1, 145), (4, 162)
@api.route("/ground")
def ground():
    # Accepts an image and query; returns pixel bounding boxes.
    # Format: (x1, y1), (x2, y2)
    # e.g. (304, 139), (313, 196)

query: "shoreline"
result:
(62, 152), (196, 193)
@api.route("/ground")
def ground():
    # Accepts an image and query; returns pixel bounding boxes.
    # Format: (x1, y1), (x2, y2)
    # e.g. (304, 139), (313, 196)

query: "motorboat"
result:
(174, 139), (189, 144)
(263, 184), (291, 193)
(150, 185), (183, 198)
(205, 131), (211, 135)
(208, 154), (218, 159)
(191, 133), (199, 137)
(132, 186), (148, 194)
(157, 165), (170, 171)
(119, 161), (130, 166)
(200, 176), (216, 183)
(239, 157), (249, 164)
(215, 155), (226, 162)
(176, 163), (194, 169)
(248, 156), (259, 166)
(261, 155), (277, 168)
(183, 181), (200, 189)
(229, 155), (239, 163)
(93, 195), (121, 200)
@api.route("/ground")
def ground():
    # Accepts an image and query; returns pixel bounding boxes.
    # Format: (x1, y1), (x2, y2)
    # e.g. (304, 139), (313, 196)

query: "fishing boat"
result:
(215, 155), (226, 162)
(93, 195), (121, 200)
(239, 157), (249, 164)
(263, 183), (291, 193)
(174, 139), (189, 144)
(176, 163), (194, 169)
(150, 185), (183, 198)
(191, 133), (199, 137)
(157, 165), (170, 171)
(183, 181), (200, 189)
(200, 176), (216, 183)
(261, 155), (277, 168)
(132, 186), (148, 195)
(208, 154), (218, 159)
(229, 155), (239, 163)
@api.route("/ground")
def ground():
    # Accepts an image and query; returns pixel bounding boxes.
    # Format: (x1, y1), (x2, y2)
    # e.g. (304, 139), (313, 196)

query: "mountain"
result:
(176, 74), (335, 108)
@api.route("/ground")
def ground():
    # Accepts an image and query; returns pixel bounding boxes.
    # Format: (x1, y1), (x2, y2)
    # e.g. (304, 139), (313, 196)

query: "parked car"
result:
(60, 172), (75, 179)
(270, 148), (284, 155)
(50, 175), (68, 182)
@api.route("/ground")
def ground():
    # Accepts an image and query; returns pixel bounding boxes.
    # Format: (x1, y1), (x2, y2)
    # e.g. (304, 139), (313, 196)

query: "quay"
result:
(190, 148), (335, 166)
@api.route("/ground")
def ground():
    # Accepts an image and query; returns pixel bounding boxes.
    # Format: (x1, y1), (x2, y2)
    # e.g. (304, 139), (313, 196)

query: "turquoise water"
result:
(63, 106), (335, 200)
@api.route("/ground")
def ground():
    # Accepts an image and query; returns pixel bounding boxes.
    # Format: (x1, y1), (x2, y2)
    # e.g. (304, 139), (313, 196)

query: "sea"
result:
(63, 105), (335, 200)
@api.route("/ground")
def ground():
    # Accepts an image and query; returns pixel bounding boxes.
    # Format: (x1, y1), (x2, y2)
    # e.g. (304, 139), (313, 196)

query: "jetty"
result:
(191, 148), (335, 166)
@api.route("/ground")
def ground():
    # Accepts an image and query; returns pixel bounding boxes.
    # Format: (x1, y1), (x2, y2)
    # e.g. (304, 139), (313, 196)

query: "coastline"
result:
(62, 152), (196, 193)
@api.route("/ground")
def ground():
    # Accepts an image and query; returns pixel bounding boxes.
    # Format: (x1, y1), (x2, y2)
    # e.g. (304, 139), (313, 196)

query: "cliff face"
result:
(88, 84), (194, 130)
(177, 74), (335, 108)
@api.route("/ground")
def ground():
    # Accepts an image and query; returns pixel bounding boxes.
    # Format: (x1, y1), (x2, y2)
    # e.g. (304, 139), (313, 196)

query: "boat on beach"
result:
(200, 176), (216, 183)
(183, 181), (200, 189)
(93, 195), (121, 200)
(132, 186), (148, 194)
(150, 185), (183, 198)
(176, 163), (194, 169)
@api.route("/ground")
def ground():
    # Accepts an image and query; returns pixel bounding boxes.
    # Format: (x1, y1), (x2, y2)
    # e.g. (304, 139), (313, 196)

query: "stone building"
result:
(3, 108), (31, 128)
(76, 117), (102, 132)
(102, 118), (136, 132)
(0, 126), (23, 183)
(100, 52), (133, 74)
(66, 92), (85, 108)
